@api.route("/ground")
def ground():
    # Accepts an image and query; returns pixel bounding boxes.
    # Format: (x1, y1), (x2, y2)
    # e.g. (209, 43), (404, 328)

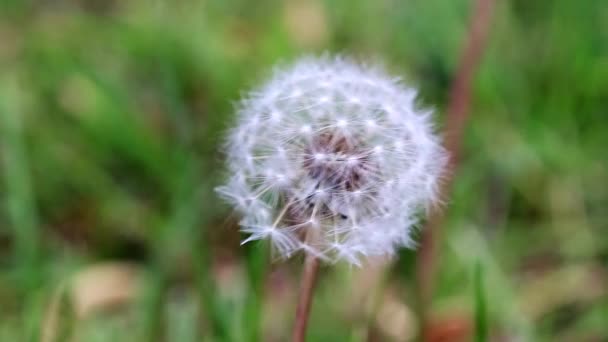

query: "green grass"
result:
(474, 261), (487, 342)
(1, 0), (607, 341)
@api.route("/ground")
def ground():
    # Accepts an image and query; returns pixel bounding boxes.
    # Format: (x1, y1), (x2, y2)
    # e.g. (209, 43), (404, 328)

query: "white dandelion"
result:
(216, 56), (446, 265)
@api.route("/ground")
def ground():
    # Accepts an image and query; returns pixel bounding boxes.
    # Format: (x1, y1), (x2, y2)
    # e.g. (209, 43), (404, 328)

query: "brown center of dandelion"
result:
(302, 131), (371, 192)
(284, 131), (375, 228)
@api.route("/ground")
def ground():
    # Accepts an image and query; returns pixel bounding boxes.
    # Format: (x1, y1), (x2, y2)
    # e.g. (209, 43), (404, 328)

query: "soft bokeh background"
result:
(1, 0), (606, 341)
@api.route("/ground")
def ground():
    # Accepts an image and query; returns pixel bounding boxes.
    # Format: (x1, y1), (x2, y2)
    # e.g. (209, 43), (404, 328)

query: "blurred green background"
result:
(0, 0), (606, 341)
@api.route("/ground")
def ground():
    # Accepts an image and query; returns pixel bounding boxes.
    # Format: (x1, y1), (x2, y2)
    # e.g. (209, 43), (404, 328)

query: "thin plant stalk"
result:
(291, 253), (321, 342)
(416, 0), (495, 336)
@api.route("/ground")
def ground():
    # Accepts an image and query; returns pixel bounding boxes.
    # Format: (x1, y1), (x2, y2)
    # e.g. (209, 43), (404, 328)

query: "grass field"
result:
(1, 0), (607, 341)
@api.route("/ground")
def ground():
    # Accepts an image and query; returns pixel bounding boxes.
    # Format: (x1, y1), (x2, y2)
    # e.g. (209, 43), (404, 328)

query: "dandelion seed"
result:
(216, 56), (446, 265)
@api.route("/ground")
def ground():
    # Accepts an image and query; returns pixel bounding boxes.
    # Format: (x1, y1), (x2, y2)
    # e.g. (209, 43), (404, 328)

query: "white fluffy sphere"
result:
(217, 56), (446, 265)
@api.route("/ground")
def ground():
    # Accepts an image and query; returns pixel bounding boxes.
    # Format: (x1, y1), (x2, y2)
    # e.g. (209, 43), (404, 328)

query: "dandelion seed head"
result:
(217, 56), (447, 265)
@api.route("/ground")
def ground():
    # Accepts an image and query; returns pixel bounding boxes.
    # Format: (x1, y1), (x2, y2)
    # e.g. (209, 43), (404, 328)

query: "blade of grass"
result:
(474, 260), (488, 342)
(1, 77), (44, 342)
(243, 240), (269, 342)
(450, 229), (533, 340)
(159, 155), (230, 341)
(0, 80), (40, 285)
(140, 266), (167, 342)
(192, 235), (231, 341)
(157, 57), (232, 340)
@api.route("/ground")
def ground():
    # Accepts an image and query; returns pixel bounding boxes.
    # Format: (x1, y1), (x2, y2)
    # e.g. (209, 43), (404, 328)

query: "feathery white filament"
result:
(217, 56), (446, 264)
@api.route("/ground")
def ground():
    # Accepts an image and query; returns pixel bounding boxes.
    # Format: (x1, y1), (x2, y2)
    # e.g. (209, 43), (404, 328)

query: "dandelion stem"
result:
(292, 252), (321, 342)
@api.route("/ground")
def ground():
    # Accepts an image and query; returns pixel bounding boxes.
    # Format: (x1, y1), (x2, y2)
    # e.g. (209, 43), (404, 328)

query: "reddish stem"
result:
(291, 253), (321, 342)
(417, 0), (495, 336)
